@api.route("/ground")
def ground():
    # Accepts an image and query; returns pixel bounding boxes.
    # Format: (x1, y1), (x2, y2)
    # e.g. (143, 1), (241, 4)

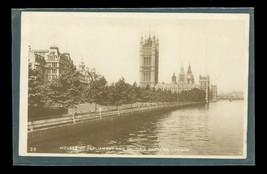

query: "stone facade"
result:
(137, 33), (218, 103)
(155, 64), (200, 94)
(29, 46), (73, 82)
(28, 46), (98, 85)
(210, 84), (218, 102)
(28, 46), (48, 82)
(78, 59), (100, 85)
(139, 34), (159, 88)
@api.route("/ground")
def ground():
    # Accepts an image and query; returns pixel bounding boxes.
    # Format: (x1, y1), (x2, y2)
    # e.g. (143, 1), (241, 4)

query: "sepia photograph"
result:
(13, 9), (254, 164)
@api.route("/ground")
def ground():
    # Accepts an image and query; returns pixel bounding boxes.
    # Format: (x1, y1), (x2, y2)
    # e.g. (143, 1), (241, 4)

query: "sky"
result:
(21, 12), (250, 94)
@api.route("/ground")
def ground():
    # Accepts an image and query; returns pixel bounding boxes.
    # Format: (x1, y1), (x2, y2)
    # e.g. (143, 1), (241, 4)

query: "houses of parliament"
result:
(139, 33), (217, 103)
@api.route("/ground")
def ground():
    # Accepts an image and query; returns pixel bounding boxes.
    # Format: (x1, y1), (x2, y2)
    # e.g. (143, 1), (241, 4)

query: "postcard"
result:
(12, 8), (255, 165)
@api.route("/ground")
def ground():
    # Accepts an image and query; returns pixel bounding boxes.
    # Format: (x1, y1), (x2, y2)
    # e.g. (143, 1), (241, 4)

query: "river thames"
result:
(32, 100), (246, 157)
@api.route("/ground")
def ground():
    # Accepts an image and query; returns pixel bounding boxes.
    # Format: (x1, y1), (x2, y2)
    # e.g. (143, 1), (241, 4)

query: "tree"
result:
(190, 88), (206, 102)
(28, 64), (46, 109)
(139, 87), (152, 106)
(178, 88), (205, 102)
(45, 63), (83, 109)
(155, 88), (164, 104)
(83, 76), (108, 111)
(107, 77), (131, 110)
(128, 82), (138, 108)
(133, 83), (142, 104)
(28, 63), (51, 120)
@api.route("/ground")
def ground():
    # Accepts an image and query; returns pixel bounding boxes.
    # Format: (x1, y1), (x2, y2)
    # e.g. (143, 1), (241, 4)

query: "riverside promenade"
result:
(28, 101), (205, 144)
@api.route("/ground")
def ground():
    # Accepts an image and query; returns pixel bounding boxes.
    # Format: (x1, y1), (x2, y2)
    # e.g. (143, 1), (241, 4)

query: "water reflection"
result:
(32, 101), (245, 156)
(156, 105), (210, 155)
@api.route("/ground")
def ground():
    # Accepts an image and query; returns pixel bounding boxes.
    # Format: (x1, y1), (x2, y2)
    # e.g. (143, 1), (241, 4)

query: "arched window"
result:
(144, 57), (146, 66)
(143, 72), (146, 81)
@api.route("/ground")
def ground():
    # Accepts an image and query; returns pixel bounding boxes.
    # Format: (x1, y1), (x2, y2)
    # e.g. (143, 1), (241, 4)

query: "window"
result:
(144, 57), (146, 66)
(144, 56), (151, 66)
(52, 69), (57, 74)
(143, 72), (146, 82)
(143, 72), (150, 82)
(144, 73), (146, 81)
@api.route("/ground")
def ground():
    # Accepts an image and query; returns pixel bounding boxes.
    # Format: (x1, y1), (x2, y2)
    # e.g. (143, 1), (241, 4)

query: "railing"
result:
(28, 102), (202, 132)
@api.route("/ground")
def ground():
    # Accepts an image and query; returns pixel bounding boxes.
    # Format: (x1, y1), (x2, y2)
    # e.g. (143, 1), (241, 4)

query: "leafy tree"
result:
(155, 88), (163, 104)
(83, 76), (108, 111)
(178, 88), (205, 102)
(28, 64), (46, 108)
(44, 63), (83, 109)
(106, 84), (116, 106)
(133, 83), (142, 104)
(190, 88), (206, 101)
(139, 87), (154, 106)
(128, 82), (138, 108)
(107, 77), (132, 110)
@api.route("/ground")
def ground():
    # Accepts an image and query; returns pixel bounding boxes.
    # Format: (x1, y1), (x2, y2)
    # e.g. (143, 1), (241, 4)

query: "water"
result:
(32, 100), (245, 156)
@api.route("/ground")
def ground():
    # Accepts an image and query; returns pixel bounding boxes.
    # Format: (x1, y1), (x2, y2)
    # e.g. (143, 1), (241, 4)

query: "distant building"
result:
(137, 32), (218, 103)
(155, 64), (199, 94)
(45, 47), (73, 81)
(210, 84), (218, 102)
(139, 34), (159, 88)
(178, 63), (185, 83)
(28, 46), (48, 82)
(77, 59), (100, 85)
(218, 91), (244, 100)
(155, 65), (214, 103)
(28, 45), (101, 87)
(199, 75), (210, 103)
(78, 59), (90, 84)
(29, 46), (73, 81)
(171, 73), (177, 84)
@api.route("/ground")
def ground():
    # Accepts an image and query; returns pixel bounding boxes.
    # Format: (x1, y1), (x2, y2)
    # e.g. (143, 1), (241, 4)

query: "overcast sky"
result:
(21, 12), (250, 93)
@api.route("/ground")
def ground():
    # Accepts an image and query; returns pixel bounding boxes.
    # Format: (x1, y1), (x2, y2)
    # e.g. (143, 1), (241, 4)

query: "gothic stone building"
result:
(77, 59), (100, 86)
(28, 46), (73, 82)
(138, 34), (217, 103)
(28, 46), (47, 82)
(155, 64), (199, 94)
(139, 34), (159, 88)
(45, 47), (73, 81)
(155, 64), (213, 103)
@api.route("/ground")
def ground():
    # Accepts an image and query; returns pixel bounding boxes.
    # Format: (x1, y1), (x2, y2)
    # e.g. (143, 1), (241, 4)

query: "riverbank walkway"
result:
(28, 101), (204, 133)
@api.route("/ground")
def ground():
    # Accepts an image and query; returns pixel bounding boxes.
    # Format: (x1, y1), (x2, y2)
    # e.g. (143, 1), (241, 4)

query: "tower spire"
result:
(28, 45), (31, 58)
(80, 57), (85, 71)
(139, 29), (159, 88)
(180, 60), (184, 73)
(187, 64), (192, 73)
